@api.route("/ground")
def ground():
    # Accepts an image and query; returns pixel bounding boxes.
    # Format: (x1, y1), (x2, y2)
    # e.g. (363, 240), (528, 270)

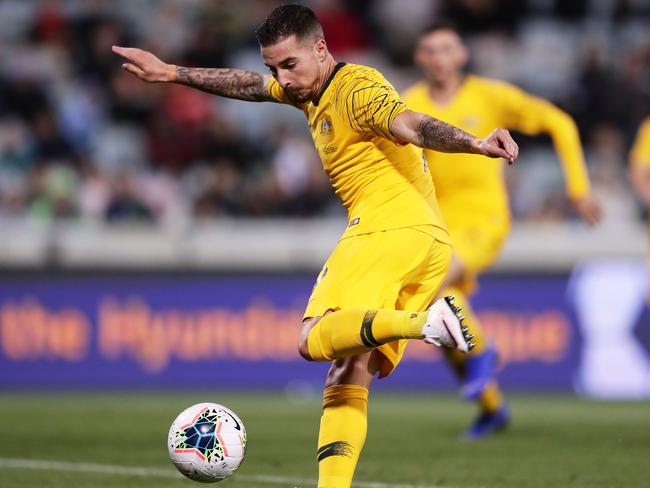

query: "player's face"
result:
(261, 34), (324, 103)
(414, 30), (468, 84)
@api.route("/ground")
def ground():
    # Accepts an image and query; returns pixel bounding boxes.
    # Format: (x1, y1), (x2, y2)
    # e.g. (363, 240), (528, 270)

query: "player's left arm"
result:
(391, 110), (518, 163)
(540, 103), (602, 225)
(501, 85), (602, 225)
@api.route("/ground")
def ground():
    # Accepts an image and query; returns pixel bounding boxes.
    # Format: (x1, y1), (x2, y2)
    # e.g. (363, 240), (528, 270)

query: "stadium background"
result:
(1, 1), (649, 487)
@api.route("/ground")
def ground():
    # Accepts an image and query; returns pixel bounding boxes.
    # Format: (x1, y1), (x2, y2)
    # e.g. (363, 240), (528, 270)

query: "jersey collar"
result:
(314, 62), (347, 106)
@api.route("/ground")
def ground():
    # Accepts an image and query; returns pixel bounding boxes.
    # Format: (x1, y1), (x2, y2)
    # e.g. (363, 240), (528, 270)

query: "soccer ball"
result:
(168, 402), (247, 483)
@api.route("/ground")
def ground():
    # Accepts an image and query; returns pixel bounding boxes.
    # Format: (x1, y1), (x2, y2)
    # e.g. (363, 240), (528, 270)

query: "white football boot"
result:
(421, 296), (474, 352)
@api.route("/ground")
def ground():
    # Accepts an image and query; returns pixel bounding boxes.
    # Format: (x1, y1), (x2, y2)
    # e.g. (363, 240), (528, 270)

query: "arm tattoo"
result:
(416, 117), (477, 153)
(175, 67), (273, 102)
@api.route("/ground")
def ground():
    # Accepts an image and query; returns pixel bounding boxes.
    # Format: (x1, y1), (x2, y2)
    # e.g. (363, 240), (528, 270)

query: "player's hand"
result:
(112, 45), (176, 83)
(570, 194), (603, 226)
(473, 128), (518, 164)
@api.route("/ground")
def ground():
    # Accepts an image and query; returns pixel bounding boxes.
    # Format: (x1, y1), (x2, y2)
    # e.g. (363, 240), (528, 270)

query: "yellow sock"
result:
(307, 308), (427, 361)
(480, 381), (503, 413)
(317, 385), (368, 488)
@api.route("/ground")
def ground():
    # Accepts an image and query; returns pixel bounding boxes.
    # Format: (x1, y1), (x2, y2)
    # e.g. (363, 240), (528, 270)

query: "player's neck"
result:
(427, 73), (465, 106)
(312, 55), (338, 104)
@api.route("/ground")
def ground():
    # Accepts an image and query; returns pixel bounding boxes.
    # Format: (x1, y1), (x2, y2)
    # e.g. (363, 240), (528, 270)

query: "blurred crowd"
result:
(0, 0), (649, 226)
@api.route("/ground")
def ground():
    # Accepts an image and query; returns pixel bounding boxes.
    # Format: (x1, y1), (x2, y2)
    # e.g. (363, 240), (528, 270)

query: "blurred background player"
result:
(402, 21), (604, 440)
(629, 117), (650, 211)
(113, 5), (517, 487)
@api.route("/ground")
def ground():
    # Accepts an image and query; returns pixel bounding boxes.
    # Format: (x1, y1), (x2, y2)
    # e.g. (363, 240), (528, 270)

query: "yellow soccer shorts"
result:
(446, 215), (510, 293)
(304, 225), (452, 378)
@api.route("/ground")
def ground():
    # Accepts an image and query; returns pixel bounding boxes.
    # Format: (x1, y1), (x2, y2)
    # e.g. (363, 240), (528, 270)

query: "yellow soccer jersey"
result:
(268, 63), (449, 243)
(630, 117), (650, 167)
(402, 75), (591, 222)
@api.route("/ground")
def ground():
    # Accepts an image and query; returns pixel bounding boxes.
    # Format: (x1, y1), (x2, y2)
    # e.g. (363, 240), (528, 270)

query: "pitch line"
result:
(0, 457), (454, 488)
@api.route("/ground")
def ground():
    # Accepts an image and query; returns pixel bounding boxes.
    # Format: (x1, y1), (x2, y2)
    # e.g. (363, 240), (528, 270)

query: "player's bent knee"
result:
(298, 341), (313, 361)
(298, 316), (320, 361)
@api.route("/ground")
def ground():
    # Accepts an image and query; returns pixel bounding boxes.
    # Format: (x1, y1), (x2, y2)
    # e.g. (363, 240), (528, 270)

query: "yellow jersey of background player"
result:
(403, 23), (602, 277)
(402, 21), (602, 441)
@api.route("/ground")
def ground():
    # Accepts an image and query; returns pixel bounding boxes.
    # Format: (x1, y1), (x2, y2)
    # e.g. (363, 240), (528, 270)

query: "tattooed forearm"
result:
(416, 117), (477, 153)
(175, 67), (273, 102)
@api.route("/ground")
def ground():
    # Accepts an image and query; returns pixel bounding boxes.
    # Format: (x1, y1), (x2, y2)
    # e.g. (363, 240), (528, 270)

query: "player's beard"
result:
(286, 87), (311, 104)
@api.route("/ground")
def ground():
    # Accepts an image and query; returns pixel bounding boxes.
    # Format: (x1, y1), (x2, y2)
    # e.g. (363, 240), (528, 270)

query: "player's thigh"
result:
(304, 230), (434, 318)
(397, 235), (453, 312)
(371, 230), (452, 378)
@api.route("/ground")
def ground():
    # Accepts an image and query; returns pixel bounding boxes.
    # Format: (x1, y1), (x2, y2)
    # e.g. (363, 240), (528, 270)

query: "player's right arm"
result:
(338, 67), (518, 162)
(112, 46), (274, 102)
(629, 118), (650, 208)
(391, 110), (518, 163)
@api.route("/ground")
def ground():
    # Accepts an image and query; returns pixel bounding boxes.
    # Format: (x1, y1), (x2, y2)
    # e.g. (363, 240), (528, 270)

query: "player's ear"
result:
(314, 38), (327, 62)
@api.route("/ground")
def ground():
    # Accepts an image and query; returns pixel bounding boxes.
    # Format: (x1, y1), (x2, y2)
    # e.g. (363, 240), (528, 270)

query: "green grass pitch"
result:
(0, 392), (647, 488)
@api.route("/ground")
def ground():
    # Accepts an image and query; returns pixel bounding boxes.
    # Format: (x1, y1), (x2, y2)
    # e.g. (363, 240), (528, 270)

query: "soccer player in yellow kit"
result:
(403, 22), (602, 439)
(113, 6), (519, 487)
(629, 117), (650, 206)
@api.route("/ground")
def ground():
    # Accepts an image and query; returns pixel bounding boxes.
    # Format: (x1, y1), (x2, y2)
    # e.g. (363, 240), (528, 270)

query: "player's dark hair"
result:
(255, 4), (324, 47)
(418, 20), (461, 39)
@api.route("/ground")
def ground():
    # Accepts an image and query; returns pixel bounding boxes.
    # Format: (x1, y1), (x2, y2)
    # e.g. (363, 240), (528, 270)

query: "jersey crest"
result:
(320, 116), (333, 135)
